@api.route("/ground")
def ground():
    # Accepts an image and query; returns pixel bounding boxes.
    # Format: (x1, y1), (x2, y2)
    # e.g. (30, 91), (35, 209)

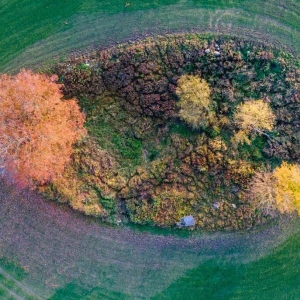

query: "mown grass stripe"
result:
(0, 281), (24, 300)
(1, 0), (299, 72)
(0, 268), (43, 300)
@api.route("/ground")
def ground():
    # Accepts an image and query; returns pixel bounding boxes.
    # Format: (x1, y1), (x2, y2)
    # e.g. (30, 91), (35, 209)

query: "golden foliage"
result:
(232, 99), (275, 146)
(231, 130), (251, 145)
(47, 138), (126, 216)
(0, 69), (86, 188)
(273, 162), (300, 214)
(250, 162), (300, 215)
(227, 159), (255, 186)
(234, 99), (275, 131)
(176, 75), (212, 129)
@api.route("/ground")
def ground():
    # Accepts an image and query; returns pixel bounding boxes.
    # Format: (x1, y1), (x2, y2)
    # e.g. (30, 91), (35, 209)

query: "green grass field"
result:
(0, 181), (300, 299)
(0, 0), (299, 72)
(155, 231), (300, 299)
(0, 258), (41, 300)
(0, 0), (299, 299)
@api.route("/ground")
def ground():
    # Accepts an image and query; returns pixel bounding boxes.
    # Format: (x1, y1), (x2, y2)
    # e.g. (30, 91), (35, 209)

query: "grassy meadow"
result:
(0, 0), (299, 72)
(0, 0), (299, 299)
(0, 181), (299, 299)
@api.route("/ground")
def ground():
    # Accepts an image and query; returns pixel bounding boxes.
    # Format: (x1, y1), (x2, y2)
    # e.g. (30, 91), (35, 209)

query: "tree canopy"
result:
(232, 99), (275, 145)
(176, 75), (212, 129)
(273, 162), (300, 214)
(250, 162), (300, 216)
(0, 69), (86, 188)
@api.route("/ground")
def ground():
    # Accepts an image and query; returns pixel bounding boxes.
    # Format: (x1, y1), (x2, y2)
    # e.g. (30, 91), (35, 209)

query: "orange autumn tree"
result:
(0, 69), (86, 188)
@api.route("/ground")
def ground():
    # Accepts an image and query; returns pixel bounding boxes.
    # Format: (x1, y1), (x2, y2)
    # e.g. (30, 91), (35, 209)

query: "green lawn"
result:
(0, 258), (40, 300)
(0, 179), (299, 299)
(0, 0), (299, 299)
(1, 0), (299, 72)
(155, 230), (300, 299)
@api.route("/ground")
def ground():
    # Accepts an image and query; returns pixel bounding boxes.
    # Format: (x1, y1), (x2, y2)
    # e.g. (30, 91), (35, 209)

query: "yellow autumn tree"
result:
(273, 162), (300, 214)
(176, 75), (212, 129)
(250, 162), (300, 215)
(232, 99), (275, 145)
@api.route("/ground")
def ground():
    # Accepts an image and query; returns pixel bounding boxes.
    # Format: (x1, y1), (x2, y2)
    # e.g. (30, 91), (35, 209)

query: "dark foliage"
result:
(51, 34), (299, 230)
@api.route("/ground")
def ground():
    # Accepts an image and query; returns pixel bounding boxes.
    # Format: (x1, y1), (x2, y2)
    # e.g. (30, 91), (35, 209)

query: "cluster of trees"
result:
(0, 69), (86, 188)
(176, 74), (299, 216)
(0, 68), (298, 221)
(176, 75), (275, 145)
(50, 37), (298, 227)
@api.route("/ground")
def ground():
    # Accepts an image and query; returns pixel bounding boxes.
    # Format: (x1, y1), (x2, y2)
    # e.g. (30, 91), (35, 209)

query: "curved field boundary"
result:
(1, 1), (299, 73)
(0, 181), (299, 298)
(0, 0), (299, 298)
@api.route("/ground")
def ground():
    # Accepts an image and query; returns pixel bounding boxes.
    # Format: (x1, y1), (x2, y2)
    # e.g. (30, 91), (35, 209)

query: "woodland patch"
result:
(46, 34), (299, 230)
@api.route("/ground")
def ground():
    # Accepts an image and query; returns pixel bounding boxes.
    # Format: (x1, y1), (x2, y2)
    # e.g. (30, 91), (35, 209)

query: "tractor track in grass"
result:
(0, 267), (43, 300)
(0, 282), (24, 300)
(1, 1), (299, 73)
(0, 180), (299, 298)
(0, 0), (299, 298)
